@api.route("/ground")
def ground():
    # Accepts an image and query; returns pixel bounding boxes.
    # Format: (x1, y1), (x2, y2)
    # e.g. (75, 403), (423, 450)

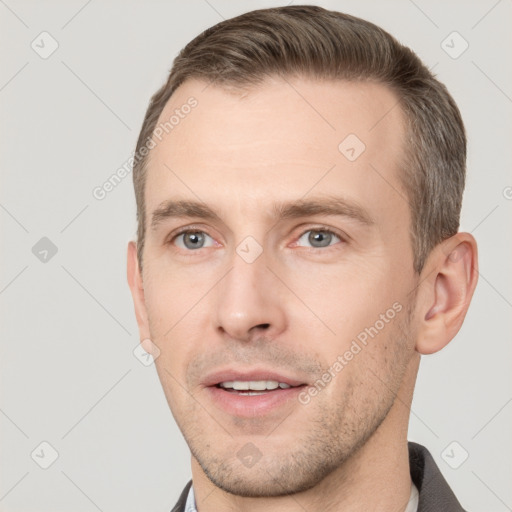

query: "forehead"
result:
(145, 76), (407, 224)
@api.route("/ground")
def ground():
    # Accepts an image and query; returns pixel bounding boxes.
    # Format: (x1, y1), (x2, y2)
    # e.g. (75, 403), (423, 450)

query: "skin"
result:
(127, 76), (478, 512)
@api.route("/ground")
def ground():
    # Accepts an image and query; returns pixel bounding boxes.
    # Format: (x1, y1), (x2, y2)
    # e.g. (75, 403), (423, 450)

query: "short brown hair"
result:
(132, 5), (466, 273)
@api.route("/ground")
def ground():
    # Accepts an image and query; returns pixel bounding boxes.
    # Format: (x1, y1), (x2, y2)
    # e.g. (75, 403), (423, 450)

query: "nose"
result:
(214, 248), (287, 343)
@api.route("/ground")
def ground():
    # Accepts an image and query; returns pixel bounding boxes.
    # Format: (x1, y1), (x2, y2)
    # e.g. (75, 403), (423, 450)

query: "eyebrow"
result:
(150, 195), (375, 230)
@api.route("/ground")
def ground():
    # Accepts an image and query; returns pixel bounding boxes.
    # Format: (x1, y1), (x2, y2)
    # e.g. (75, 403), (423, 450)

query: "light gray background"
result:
(1, 0), (511, 511)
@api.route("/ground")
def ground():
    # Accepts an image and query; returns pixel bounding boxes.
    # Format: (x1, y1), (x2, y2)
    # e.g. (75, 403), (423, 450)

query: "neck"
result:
(191, 356), (420, 512)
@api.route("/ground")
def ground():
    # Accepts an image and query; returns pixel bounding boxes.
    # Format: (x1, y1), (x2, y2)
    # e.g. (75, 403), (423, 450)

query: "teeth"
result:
(219, 380), (290, 391)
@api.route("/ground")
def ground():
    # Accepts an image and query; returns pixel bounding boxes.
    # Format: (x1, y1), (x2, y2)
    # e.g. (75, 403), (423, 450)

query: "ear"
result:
(415, 233), (478, 355)
(127, 241), (151, 341)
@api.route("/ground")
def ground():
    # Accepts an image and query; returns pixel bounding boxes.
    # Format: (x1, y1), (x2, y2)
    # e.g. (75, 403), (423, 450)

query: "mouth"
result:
(216, 379), (301, 395)
(203, 370), (308, 417)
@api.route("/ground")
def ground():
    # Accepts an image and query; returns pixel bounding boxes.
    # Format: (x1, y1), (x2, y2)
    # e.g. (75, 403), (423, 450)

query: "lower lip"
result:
(206, 385), (305, 417)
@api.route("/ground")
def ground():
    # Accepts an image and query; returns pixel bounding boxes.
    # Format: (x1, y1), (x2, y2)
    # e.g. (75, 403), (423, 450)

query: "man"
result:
(127, 5), (478, 511)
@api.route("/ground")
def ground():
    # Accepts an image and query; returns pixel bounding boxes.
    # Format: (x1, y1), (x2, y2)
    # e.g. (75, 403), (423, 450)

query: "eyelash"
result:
(168, 225), (346, 254)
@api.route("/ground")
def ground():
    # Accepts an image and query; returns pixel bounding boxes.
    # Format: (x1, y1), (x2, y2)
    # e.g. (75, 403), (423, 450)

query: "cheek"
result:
(319, 309), (410, 408)
(143, 266), (203, 332)
(142, 273), (203, 378)
(286, 262), (395, 340)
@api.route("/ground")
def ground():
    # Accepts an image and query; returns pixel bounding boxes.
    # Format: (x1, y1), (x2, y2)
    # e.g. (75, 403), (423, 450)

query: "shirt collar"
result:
(183, 481), (419, 512)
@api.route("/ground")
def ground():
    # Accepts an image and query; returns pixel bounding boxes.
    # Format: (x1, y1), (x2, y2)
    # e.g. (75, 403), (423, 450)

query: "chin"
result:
(190, 440), (349, 498)
(203, 467), (325, 498)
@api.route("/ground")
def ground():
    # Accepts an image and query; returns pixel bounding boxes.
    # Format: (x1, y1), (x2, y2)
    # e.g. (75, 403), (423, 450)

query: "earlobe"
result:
(415, 233), (478, 355)
(127, 241), (151, 340)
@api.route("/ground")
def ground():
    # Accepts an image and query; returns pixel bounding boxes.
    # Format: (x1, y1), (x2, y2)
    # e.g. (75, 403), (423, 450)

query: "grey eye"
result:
(175, 231), (214, 250)
(297, 230), (340, 248)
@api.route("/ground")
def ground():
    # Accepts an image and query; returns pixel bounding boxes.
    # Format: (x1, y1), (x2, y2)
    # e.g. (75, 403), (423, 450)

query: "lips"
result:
(202, 369), (307, 389)
(202, 368), (307, 417)
(219, 380), (293, 392)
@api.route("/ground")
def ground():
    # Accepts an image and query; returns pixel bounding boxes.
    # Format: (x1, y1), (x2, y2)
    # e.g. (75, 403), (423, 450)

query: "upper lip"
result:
(202, 368), (307, 388)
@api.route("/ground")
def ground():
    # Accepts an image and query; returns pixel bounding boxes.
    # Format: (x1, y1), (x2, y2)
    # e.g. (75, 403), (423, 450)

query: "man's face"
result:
(135, 77), (419, 496)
